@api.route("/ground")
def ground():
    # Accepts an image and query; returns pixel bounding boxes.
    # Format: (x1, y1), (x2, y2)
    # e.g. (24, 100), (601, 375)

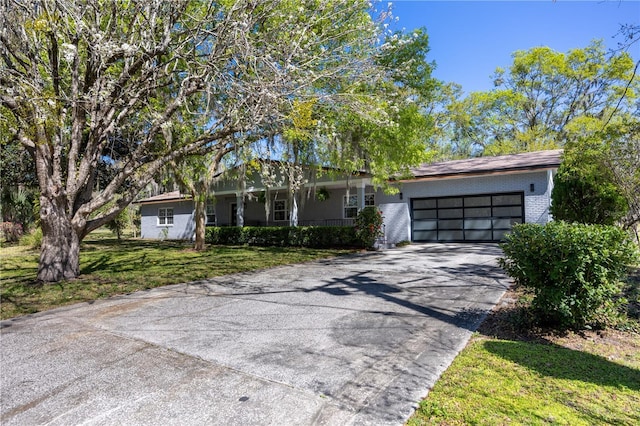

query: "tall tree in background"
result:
(445, 41), (638, 156)
(551, 116), (640, 235)
(0, 0), (397, 282)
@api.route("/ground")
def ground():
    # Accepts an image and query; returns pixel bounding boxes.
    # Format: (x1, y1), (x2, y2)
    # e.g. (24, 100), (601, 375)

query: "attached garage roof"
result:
(408, 149), (562, 180)
(134, 190), (192, 204)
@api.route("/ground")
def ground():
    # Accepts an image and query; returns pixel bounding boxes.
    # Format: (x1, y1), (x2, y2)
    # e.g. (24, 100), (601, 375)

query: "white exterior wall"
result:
(377, 170), (554, 244)
(139, 200), (195, 240)
(137, 170), (556, 242)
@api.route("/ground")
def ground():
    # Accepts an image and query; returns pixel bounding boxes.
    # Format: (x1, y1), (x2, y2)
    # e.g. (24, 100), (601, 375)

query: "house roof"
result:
(135, 150), (563, 203)
(134, 190), (192, 204)
(407, 149), (562, 180)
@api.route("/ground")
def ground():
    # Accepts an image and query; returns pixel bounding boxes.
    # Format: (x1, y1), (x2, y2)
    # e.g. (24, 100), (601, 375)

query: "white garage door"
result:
(411, 192), (524, 242)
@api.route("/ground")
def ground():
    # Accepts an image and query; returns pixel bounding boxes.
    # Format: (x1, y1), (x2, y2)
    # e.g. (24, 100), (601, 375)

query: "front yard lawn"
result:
(0, 232), (352, 320)
(407, 282), (640, 425)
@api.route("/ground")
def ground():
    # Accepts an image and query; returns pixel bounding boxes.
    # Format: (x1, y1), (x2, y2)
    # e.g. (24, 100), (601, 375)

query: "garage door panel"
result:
(493, 194), (522, 205)
(439, 219), (463, 229)
(413, 220), (437, 231)
(414, 230), (438, 240)
(493, 230), (511, 240)
(438, 230), (464, 241)
(438, 198), (463, 208)
(464, 196), (491, 207)
(464, 207), (491, 217)
(493, 218), (522, 228)
(493, 206), (522, 217)
(413, 199), (436, 209)
(465, 219), (492, 230)
(411, 192), (523, 242)
(413, 210), (437, 220)
(465, 230), (493, 240)
(438, 209), (463, 219)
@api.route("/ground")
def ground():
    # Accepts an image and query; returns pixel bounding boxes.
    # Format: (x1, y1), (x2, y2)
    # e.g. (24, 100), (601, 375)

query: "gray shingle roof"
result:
(134, 190), (191, 204)
(408, 149), (562, 179)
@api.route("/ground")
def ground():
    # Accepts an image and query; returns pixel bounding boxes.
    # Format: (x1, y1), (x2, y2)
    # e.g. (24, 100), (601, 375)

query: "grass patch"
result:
(407, 279), (640, 426)
(1, 232), (352, 320)
(408, 335), (640, 425)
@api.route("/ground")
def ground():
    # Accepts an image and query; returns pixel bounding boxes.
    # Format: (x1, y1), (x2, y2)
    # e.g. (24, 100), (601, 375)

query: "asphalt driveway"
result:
(1, 243), (510, 425)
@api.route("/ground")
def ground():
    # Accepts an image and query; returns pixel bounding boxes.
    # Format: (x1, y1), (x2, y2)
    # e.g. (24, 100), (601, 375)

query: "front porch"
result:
(209, 183), (377, 229)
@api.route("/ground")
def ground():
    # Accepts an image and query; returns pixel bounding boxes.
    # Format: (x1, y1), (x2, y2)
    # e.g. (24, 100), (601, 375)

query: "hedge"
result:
(205, 226), (360, 249)
(498, 222), (639, 329)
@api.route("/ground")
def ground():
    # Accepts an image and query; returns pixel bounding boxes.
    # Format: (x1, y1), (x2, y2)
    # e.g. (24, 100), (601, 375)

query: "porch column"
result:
(357, 180), (366, 212)
(236, 192), (244, 227)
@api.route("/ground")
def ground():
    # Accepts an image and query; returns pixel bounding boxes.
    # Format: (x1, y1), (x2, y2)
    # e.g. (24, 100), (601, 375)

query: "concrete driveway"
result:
(1, 243), (510, 426)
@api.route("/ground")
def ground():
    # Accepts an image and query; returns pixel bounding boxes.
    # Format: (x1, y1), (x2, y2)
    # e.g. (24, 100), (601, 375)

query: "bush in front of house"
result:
(354, 206), (384, 250)
(498, 222), (639, 329)
(205, 226), (359, 248)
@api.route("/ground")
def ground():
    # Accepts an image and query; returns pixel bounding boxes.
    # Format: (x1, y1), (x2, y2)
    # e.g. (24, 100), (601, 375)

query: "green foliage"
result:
(551, 143), (628, 225)
(105, 209), (131, 240)
(315, 187), (330, 202)
(317, 28), (437, 187)
(2, 0), (399, 281)
(498, 222), (640, 329)
(354, 206), (384, 249)
(0, 187), (37, 230)
(442, 41), (638, 156)
(19, 227), (42, 250)
(205, 226), (358, 249)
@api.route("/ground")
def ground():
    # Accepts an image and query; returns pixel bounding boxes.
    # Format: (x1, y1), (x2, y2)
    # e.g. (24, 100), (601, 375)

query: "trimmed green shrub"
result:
(498, 222), (639, 329)
(354, 206), (384, 249)
(205, 226), (358, 249)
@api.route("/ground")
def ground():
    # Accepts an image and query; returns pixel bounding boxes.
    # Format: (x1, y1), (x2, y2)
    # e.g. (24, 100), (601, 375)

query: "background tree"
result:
(0, 136), (38, 228)
(551, 137), (628, 226)
(604, 119), (640, 236)
(445, 41), (638, 156)
(0, 0), (396, 282)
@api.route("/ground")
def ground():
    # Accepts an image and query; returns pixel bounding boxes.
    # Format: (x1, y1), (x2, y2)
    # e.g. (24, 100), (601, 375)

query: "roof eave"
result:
(399, 165), (560, 183)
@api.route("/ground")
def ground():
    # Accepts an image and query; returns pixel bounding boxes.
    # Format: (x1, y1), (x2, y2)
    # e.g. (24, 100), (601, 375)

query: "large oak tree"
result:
(0, 0), (395, 281)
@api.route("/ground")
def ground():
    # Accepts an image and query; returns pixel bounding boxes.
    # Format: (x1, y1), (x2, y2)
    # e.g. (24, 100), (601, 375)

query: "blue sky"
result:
(388, 1), (640, 94)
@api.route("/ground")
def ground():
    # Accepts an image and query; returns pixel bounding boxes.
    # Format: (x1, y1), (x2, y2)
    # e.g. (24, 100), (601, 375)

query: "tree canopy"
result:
(440, 41), (638, 157)
(1, 0), (414, 281)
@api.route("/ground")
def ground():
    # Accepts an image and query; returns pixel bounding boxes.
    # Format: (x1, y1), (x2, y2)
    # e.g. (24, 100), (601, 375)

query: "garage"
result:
(411, 192), (524, 242)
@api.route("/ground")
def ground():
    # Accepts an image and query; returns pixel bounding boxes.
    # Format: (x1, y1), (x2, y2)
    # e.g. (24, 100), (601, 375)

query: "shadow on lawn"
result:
(484, 339), (640, 392)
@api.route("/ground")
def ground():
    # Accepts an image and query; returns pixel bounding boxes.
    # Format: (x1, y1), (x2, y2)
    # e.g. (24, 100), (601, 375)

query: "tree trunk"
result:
(194, 198), (206, 251)
(37, 194), (81, 282)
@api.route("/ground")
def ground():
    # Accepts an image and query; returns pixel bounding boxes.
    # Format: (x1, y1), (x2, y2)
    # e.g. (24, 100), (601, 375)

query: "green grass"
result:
(407, 335), (640, 425)
(0, 231), (352, 320)
(407, 274), (640, 426)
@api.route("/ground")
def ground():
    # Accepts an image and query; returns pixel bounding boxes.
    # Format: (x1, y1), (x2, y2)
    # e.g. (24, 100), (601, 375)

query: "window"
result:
(344, 193), (375, 218)
(158, 208), (173, 226)
(206, 202), (216, 225)
(344, 195), (358, 218)
(365, 193), (375, 206)
(273, 199), (289, 221)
